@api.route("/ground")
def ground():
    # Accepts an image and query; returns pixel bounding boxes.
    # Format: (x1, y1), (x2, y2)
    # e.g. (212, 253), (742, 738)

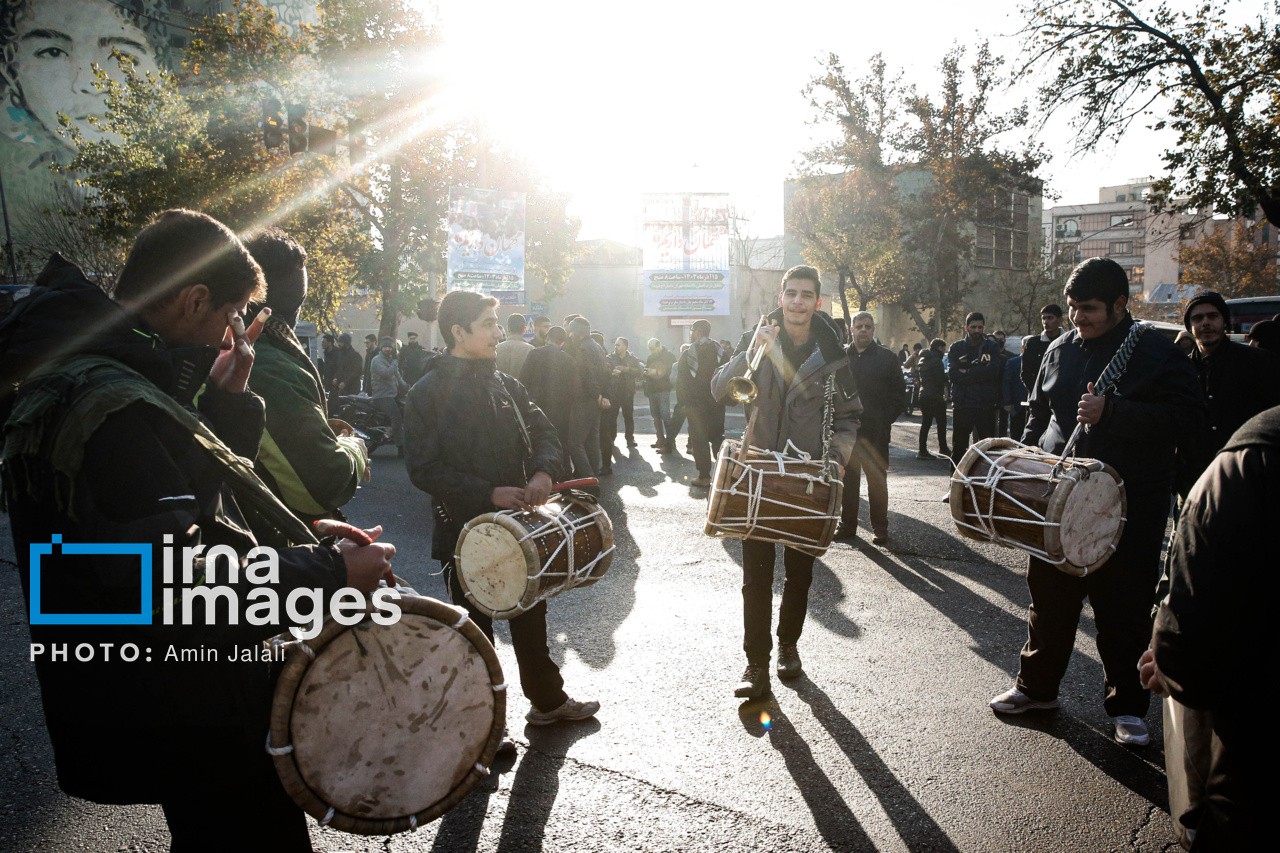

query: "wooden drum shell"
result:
(267, 595), (505, 836)
(705, 440), (843, 557)
(455, 495), (614, 620)
(949, 437), (1127, 576)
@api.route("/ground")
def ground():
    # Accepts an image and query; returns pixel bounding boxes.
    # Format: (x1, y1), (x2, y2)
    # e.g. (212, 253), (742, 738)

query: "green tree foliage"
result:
(1177, 219), (1277, 297)
(315, 0), (578, 338)
(1020, 0), (1280, 225)
(793, 45), (1044, 338)
(792, 55), (910, 314)
(52, 2), (369, 328)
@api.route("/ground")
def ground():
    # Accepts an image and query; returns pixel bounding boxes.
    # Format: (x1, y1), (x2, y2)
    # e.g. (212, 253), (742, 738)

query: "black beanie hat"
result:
(1183, 291), (1230, 331)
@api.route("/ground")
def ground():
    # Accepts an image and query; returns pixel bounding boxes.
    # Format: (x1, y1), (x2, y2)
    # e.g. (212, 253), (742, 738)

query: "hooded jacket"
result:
(1023, 313), (1205, 499)
(247, 309), (368, 522)
(712, 308), (862, 467)
(404, 353), (564, 561)
(0, 256), (344, 803)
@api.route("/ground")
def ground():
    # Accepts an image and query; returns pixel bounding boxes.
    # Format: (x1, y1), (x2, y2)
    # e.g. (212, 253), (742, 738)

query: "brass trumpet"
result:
(726, 315), (775, 404)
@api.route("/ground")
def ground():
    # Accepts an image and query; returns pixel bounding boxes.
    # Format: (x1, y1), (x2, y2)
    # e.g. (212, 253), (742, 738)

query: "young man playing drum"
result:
(989, 258), (1204, 747)
(404, 290), (599, 737)
(712, 265), (862, 698)
(2, 211), (396, 852)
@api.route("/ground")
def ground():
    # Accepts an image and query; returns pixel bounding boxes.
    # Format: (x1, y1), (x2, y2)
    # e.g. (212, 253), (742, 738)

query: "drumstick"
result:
(313, 519), (374, 546)
(552, 478), (599, 493)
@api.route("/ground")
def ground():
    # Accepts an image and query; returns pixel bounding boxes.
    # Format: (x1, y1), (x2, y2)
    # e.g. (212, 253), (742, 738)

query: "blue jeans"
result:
(648, 392), (672, 446)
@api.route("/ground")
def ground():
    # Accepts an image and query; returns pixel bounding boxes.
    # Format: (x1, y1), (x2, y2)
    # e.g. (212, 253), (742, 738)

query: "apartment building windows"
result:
(976, 190), (1031, 269)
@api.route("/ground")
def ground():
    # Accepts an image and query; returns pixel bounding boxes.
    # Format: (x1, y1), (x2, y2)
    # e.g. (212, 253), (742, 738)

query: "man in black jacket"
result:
(563, 317), (609, 479)
(989, 258), (1204, 749)
(405, 291), (598, 734)
(678, 319), (726, 487)
(519, 325), (578, 456)
(605, 337), (645, 453)
(837, 311), (905, 545)
(399, 331), (430, 386)
(1142, 406), (1279, 851)
(643, 338), (677, 452)
(1020, 304), (1065, 393)
(1176, 291), (1280, 495)
(1, 212), (395, 852)
(331, 332), (364, 399)
(917, 339), (950, 458)
(947, 312), (1003, 465)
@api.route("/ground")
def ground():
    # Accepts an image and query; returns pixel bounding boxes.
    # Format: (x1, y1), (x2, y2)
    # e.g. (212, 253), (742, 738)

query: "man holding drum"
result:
(712, 265), (862, 698)
(989, 258), (1203, 747)
(404, 290), (600, 735)
(2, 210), (397, 851)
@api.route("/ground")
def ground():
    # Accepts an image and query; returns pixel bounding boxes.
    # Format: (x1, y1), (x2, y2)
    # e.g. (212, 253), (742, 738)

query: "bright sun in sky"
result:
(428, 0), (1179, 244)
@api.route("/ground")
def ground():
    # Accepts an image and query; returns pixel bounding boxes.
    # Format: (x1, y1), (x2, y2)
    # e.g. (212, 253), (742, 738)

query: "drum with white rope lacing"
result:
(454, 492), (615, 620)
(704, 438), (844, 557)
(949, 437), (1126, 576)
(266, 592), (505, 835)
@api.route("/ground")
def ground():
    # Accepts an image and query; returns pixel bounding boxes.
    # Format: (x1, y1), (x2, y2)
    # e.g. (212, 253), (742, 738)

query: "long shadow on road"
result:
(739, 699), (876, 851)
(856, 515), (1169, 813)
(786, 680), (961, 853)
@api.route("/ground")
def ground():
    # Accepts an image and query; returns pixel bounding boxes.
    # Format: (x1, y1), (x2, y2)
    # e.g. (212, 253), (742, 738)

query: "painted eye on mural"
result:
(33, 46), (70, 60)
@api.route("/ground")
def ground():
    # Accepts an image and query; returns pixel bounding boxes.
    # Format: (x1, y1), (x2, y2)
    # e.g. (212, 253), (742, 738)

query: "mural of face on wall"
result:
(1, 0), (166, 148)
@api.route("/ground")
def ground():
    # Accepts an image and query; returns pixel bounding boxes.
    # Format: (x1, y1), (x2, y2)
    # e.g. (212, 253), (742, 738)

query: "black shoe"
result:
(600, 466), (613, 476)
(734, 662), (771, 698)
(496, 736), (517, 757)
(916, 450), (933, 460)
(940, 447), (952, 458)
(833, 523), (858, 541)
(777, 644), (802, 680)
(872, 531), (890, 547)
(627, 438), (637, 447)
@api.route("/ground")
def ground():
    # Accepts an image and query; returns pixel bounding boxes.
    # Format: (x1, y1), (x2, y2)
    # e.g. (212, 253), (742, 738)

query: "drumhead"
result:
(288, 612), (496, 821)
(457, 519), (532, 614)
(1058, 471), (1124, 569)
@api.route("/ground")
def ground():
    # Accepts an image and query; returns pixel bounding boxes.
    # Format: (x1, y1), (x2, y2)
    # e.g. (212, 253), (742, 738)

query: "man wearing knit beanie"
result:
(1177, 290), (1280, 495)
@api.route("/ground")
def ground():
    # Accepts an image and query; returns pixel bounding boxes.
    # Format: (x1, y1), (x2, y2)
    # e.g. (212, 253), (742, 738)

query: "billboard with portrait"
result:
(446, 186), (526, 302)
(642, 193), (730, 316)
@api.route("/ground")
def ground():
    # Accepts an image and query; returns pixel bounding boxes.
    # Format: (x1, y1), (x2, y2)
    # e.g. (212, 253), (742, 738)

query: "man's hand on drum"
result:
(1138, 648), (1169, 697)
(338, 525), (396, 592)
(1077, 382), (1106, 425)
(491, 486), (529, 510)
(524, 471), (553, 508)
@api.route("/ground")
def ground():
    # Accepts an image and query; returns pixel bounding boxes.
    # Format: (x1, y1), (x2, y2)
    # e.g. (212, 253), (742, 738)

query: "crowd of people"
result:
(0, 210), (1274, 851)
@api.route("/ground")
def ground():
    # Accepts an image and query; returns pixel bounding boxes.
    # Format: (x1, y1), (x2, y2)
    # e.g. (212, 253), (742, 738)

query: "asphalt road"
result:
(0, 403), (1180, 852)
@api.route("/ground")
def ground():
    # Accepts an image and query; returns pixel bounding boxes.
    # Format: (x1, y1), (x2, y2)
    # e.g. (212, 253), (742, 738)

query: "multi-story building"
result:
(1042, 178), (1189, 298)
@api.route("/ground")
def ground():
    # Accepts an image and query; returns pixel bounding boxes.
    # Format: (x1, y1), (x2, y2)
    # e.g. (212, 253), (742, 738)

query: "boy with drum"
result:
(404, 290), (599, 739)
(989, 258), (1203, 747)
(711, 265), (863, 698)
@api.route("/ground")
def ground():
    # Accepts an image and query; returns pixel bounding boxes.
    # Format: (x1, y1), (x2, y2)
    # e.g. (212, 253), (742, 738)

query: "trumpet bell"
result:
(726, 375), (758, 404)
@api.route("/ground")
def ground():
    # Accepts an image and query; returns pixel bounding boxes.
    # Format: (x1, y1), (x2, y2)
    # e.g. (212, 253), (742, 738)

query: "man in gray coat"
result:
(713, 265), (862, 698)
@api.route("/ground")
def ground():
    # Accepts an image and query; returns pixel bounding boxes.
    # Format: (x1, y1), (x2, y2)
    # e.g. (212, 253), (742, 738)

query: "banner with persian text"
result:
(642, 193), (730, 316)
(447, 187), (526, 303)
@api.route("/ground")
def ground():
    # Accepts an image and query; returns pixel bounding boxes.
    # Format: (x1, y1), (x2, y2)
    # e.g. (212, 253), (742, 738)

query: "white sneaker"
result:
(989, 687), (1061, 714)
(1113, 715), (1150, 746)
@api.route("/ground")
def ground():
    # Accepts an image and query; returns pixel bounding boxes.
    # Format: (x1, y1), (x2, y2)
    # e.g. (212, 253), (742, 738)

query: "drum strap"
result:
(1052, 321), (1147, 479)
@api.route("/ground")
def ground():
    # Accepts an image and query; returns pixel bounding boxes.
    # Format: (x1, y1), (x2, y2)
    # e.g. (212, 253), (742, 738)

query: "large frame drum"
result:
(455, 493), (614, 620)
(705, 439), (843, 557)
(268, 594), (505, 835)
(949, 437), (1126, 576)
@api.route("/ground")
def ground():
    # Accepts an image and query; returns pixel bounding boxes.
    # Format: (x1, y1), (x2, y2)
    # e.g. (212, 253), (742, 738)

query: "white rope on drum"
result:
(264, 731), (293, 756)
(490, 504), (615, 617)
(319, 807), (335, 826)
(948, 441), (1070, 566)
(710, 441), (838, 546)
